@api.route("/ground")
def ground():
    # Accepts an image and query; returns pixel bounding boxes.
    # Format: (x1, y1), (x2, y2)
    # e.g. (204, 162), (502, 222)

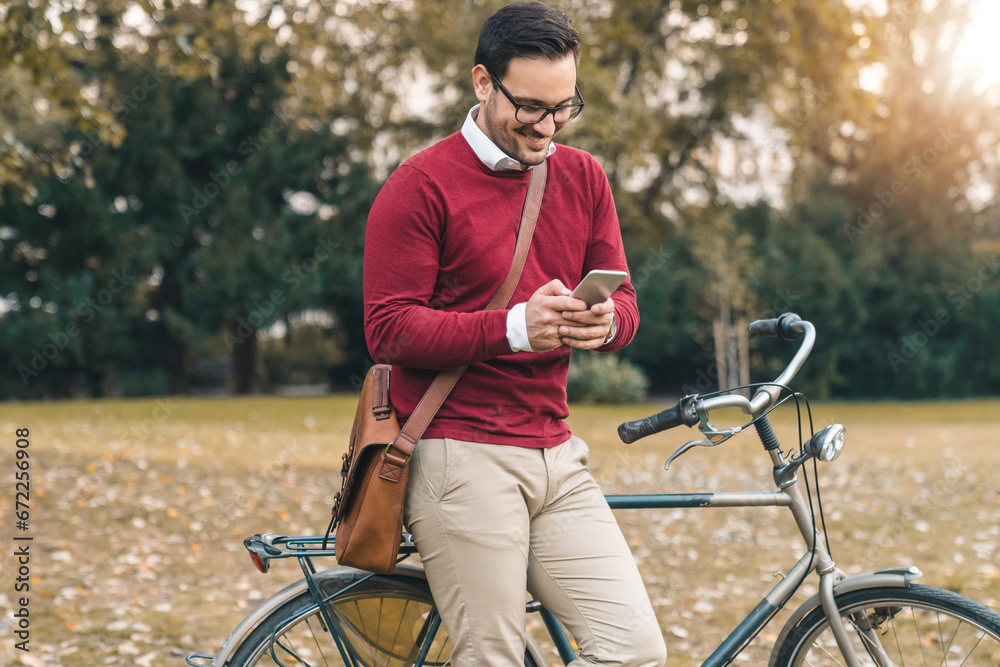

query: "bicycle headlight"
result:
(807, 424), (846, 462)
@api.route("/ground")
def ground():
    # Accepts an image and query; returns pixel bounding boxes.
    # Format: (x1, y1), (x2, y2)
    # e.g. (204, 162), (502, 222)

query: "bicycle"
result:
(187, 313), (1000, 666)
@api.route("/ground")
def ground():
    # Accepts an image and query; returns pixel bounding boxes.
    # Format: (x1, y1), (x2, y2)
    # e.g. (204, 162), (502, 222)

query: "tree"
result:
(0, 17), (379, 397)
(772, 0), (1000, 397)
(4, 0), (998, 399)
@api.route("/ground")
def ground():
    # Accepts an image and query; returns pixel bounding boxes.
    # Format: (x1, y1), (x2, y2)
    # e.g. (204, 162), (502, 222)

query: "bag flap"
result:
(336, 442), (385, 519)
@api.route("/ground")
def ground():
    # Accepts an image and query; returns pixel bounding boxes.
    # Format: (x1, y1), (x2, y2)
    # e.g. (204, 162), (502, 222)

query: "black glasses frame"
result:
(487, 70), (585, 125)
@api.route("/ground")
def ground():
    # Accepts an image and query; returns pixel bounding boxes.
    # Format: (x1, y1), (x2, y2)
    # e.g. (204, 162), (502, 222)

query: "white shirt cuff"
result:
(506, 302), (533, 352)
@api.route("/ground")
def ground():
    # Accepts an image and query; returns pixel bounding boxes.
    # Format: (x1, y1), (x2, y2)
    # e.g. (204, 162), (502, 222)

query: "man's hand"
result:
(525, 280), (615, 352)
(525, 280), (587, 351)
(558, 296), (615, 350)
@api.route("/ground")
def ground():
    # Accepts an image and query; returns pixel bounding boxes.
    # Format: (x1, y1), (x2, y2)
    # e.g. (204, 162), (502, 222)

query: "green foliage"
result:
(618, 231), (709, 393)
(2, 0), (999, 401)
(262, 326), (347, 389)
(0, 17), (378, 399)
(567, 353), (649, 404)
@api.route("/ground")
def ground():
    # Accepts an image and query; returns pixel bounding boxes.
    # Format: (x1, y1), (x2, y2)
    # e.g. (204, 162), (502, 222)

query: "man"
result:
(363, 3), (666, 665)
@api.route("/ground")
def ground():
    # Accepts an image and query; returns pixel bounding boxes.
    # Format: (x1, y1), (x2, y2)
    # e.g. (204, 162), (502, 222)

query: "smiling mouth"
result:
(519, 132), (548, 150)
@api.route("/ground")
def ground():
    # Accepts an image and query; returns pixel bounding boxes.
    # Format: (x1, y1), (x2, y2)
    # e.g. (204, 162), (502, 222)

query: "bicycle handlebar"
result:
(618, 313), (814, 444)
(747, 312), (803, 341)
(618, 398), (699, 444)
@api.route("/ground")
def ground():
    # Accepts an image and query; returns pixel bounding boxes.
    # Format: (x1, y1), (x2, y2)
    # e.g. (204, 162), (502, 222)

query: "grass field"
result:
(0, 395), (998, 666)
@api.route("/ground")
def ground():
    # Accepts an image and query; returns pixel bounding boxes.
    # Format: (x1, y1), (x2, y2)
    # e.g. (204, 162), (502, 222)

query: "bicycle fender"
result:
(211, 564), (425, 665)
(766, 566), (922, 667)
(208, 563), (547, 667)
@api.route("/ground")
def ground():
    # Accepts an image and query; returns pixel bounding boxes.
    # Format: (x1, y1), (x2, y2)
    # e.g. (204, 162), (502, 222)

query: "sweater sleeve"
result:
(584, 157), (639, 352)
(363, 165), (514, 370)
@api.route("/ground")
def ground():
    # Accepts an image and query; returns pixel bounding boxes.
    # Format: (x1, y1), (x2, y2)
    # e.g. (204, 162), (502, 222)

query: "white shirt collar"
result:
(461, 105), (556, 172)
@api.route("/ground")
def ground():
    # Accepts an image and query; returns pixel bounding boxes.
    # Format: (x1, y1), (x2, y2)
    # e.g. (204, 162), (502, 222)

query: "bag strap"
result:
(378, 160), (548, 481)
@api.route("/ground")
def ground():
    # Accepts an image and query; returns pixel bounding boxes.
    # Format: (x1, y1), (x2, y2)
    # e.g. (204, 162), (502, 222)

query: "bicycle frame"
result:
(189, 315), (914, 667)
(208, 466), (855, 667)
(590, 474), (845, 667)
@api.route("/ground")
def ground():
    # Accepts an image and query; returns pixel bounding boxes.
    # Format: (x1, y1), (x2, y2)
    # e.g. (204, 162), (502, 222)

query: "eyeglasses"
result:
(488, 70), (585, 125)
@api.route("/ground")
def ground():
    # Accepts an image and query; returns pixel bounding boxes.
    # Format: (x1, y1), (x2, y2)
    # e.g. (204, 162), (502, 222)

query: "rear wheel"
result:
(771, 585), (1000, 666)
(227, 569), (539, 666)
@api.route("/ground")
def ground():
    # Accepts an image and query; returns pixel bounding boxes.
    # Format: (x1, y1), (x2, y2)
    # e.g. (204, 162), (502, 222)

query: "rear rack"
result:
(243, 532), (419, 573)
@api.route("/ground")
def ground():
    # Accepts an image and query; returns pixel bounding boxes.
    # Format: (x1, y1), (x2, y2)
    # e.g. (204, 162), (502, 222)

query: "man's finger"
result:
(589, 297), (615, 315)
(561, 310), (613, 326)
(549, 295), (589, 312)
(558, 324), (609, 339)
(535, 278), (571, 297)
(561, 335), (606, 350)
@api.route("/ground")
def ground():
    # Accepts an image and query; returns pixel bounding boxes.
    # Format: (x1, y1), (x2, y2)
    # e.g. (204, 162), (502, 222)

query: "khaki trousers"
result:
(403, 435), (667, 667)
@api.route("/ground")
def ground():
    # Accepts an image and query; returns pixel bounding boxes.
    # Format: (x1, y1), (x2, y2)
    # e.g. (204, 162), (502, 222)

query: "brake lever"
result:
(664, 439), (718, 470)
(664, 409), (744, 471)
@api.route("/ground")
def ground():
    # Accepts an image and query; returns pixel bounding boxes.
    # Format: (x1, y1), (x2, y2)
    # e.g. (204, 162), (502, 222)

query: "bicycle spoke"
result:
(851, 614), (899, 667)
(809, 603), (996, 667)
(901, 608), (916, 667)
(349, 599), (370, 659)
(955, 632), (986, 667)
(271, 632), (311, 667)
(882, 613), (902, 667)
(302, 614), (331, 667)
(377, 595), (385, 663)
(774, 587), (1000, 667)
(388, 598), (407, 660)
(884, 613), (902, 667)
(937, 611), (950, 667)
(326, 590), (454, 665)
(431, 633), (452, 666)
(809, 640), (845, 666)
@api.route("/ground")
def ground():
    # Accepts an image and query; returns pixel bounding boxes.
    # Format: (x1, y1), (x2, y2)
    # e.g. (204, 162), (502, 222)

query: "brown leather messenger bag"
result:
(326, 161), (548, 573)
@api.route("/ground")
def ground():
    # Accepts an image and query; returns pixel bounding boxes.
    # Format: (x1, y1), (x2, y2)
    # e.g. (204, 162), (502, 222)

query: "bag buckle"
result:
(379, 442), (410, 483)
(382, 442), (410, 468)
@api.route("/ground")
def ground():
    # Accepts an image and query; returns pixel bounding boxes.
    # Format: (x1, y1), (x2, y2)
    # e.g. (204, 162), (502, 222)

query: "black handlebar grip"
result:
(747, 318), (780, 339)
(618, 405), (685, 444)
(748, 312), (802, 341)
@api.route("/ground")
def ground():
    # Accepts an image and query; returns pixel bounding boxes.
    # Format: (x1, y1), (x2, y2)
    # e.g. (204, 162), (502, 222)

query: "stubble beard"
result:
(483, 92), (550, 167)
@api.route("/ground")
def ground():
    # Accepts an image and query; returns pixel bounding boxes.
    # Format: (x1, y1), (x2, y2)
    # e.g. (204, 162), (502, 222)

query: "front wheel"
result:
(771, 585), (1000, 666)
(227, 568), (540, 666)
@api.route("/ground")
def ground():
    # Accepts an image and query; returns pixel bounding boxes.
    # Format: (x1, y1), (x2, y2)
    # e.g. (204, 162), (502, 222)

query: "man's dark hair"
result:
(475, 2), (580, 81)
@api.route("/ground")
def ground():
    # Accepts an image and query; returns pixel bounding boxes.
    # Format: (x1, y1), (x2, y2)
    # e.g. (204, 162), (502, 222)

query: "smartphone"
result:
(570, 270), (627, 308)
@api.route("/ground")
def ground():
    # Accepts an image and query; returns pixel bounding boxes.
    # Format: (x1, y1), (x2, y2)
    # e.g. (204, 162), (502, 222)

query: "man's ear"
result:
(471, 64), (492, 105)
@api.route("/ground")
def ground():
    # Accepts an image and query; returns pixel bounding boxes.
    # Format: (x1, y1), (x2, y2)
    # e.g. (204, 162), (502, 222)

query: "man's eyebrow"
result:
(515, 93), (577, 106)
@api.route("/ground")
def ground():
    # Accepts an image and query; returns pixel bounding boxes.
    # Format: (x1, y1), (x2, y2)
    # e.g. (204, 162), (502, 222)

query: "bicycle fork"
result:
(782, 475), (867, 667)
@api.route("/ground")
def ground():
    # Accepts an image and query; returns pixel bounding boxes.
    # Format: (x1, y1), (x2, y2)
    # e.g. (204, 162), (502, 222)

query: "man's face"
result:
(474, 55), (578, 166)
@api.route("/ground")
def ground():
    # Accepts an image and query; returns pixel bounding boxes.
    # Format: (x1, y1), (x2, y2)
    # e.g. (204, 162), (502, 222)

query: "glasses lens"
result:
(516, 106), (546, 123)
(553, 106), (574, 123)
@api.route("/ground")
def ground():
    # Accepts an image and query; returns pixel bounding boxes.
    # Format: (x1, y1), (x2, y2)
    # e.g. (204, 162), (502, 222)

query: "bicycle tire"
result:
(771, 584), (1000, 666)
(227, 569), (539, 667)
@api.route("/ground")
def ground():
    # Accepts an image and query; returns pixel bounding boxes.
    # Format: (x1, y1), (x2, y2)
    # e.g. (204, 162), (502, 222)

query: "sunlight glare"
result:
(953, 0), (1000, 92)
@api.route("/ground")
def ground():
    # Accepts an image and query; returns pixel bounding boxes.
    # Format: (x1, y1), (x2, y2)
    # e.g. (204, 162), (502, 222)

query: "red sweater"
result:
(363, 132), (638, 448)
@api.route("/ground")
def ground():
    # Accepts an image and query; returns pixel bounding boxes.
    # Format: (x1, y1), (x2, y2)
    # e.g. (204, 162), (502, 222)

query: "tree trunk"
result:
(165, 342), (187, 394)
(738, 319), (750, 399)
(232, 320), (258, 394)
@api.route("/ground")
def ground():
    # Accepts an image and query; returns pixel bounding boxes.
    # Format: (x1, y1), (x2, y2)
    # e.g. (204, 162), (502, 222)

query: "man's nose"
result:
(532, 113), (557, 137)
